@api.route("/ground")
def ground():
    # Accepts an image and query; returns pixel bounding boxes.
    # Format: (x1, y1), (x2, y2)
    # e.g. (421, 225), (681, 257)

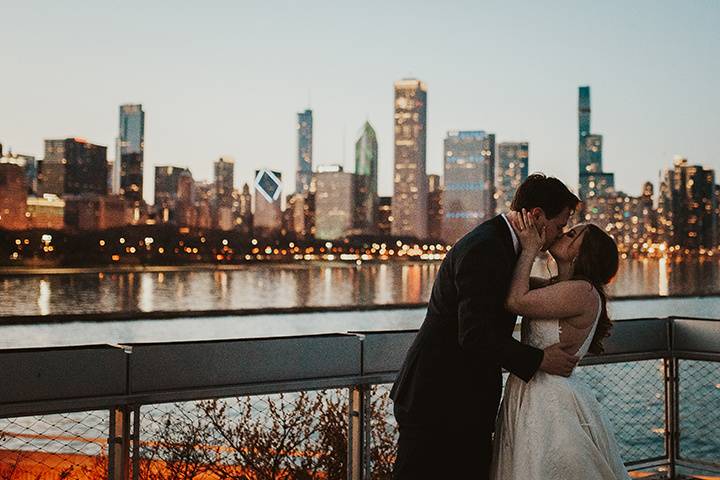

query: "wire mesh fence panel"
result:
(575, 360), (666, 462)
(367, 384), (397, 480)
(137, 389), (348, 480)
(678, 359), (720, 463)
(0, 411), (109, 480)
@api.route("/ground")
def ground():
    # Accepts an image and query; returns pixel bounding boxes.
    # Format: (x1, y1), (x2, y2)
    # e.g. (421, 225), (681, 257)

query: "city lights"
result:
(0, 83), (718, 268)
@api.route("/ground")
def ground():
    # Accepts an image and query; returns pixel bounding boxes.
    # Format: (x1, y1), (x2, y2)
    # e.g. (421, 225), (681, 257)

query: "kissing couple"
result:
(390, 174), (630, 479)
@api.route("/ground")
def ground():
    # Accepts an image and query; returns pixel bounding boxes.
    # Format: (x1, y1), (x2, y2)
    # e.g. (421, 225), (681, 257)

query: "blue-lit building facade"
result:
(442, 130), (495, 244)
(115, 104), (145, 203)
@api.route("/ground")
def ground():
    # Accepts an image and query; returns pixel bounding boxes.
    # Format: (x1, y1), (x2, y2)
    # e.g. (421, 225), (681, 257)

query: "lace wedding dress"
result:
(490, 291), (631, 479)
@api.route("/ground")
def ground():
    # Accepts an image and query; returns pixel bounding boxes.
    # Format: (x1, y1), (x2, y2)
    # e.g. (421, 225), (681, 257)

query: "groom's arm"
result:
(455, 240), (544, 382)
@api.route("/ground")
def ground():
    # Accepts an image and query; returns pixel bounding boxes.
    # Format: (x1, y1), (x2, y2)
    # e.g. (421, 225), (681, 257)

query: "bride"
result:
(490, 209), (630, 479)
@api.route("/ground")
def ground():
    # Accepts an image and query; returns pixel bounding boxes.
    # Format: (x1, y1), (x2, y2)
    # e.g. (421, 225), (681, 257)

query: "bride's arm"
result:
(506, 278), (595, 319)
(530, 276), (554, 289)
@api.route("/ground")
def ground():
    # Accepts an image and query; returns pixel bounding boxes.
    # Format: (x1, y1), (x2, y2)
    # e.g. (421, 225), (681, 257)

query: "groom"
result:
(390, 174), (581, 479)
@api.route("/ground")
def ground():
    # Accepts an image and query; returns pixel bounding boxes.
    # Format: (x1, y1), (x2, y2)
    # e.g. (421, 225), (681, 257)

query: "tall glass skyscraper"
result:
(442, 130), (495, 244)
(114, 104), (145, 203)
(578, 87), (614, 200)
(578, 86), (591, 141)
(354, 121), (378, 233)
(296, 109), (313, 194)
(578, 86), (594, 194)
(392, 78), (428, 239)
(495, 142), (529, 214)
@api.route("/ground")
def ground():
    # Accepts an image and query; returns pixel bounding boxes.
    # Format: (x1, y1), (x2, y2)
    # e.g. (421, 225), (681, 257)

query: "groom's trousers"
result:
(393, 420), (492, 479)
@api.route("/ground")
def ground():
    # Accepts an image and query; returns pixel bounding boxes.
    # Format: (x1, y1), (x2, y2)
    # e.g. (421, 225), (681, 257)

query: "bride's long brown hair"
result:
(572, 224), (620, 355)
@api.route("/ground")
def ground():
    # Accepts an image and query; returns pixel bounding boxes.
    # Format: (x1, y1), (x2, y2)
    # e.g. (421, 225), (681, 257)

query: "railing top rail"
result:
(0, 315), (718, 416)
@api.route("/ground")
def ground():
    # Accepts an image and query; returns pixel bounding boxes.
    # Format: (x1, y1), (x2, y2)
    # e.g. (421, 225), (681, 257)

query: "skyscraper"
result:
(155, 166), (192, 207)
(495, 142), (529, 214)
(214, 156), (235, 230)
(665, 157), (716, 249)
(38, 138), (108, 196)
(193, 181), (214, 229)
(392, 78), (428, 239)
(296, 109), (313, 194)
(254, 169), (283, 237)
(427, 174), (443, 241)
(578, 87), (614, 201)
(442, 131), (495, 244)
(354, 121), (378, 234)
(115, 104), (145, 203)
(578, 86), (591, 142)
(315, 165), (356, 240)
(214, 157), (235, 204)
(234, 183), (254, 234)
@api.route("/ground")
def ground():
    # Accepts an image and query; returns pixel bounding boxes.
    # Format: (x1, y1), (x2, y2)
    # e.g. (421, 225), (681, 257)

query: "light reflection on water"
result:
(0, 258), (717, 350)
(0, 258), (719, 317)
(0, 263), (436, 316)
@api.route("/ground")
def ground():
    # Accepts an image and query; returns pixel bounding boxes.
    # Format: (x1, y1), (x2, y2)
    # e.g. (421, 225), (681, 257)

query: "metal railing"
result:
(0, 315), (718, 479)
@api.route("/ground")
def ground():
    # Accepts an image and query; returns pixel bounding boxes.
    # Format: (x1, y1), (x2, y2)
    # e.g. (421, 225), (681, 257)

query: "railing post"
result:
(109, 406), (131, 480)
(664, 356), (679, 479)
(363, 387), (372, 480)
(348, 385), (367, 480)
(132, 405), (140, 480)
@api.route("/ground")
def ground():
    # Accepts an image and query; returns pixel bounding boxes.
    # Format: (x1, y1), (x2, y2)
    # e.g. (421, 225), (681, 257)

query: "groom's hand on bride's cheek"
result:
(539, 341), (580, 377)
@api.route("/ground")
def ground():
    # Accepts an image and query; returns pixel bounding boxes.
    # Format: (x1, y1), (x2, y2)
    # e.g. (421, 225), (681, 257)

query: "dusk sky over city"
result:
(3, 0), (719, 204)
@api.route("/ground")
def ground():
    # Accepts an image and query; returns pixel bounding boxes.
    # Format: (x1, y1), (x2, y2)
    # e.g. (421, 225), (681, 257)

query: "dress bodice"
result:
(494, 288), (631, 480)
(520, 289), (602, 360)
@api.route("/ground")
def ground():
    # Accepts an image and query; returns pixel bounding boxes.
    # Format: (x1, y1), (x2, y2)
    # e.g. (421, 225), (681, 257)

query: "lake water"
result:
(0, 258), (718, 349)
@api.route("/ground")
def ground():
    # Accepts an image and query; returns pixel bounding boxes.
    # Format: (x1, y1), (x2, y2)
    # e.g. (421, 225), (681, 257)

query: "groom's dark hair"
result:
(511, 173), (580, 219)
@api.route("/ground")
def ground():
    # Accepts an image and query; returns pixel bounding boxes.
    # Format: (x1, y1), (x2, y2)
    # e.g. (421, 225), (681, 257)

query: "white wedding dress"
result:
(490, 291), (631, 479)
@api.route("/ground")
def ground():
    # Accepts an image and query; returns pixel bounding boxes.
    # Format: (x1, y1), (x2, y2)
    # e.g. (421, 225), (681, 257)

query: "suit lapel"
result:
(490, 215), (517, 263)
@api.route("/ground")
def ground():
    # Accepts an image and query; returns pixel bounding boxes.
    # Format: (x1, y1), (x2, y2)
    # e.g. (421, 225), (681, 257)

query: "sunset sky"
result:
(2, 0), (719, 203)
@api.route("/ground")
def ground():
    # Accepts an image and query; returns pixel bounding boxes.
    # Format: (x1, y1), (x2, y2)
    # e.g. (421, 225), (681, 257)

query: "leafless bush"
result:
(137, 387), (398, 479)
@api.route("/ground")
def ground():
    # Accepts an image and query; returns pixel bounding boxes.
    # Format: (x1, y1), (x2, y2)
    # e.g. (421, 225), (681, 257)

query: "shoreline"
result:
(0, 293), (718, 325)
(0, 259), (439, 276)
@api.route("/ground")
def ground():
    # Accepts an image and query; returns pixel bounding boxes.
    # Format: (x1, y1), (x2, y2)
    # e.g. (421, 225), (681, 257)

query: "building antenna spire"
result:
(342, 124), (347, 169)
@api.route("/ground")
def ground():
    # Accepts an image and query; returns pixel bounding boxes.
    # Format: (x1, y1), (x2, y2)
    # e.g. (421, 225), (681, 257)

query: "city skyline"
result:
(2, 1), (718, 204)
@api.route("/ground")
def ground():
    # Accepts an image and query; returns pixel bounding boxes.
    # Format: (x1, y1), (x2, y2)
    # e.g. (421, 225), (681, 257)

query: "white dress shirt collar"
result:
(500, 213), (520, 255)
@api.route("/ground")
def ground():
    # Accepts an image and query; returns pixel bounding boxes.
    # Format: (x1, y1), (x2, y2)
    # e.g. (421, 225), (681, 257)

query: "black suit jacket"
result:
(390, 215), (544, 430)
